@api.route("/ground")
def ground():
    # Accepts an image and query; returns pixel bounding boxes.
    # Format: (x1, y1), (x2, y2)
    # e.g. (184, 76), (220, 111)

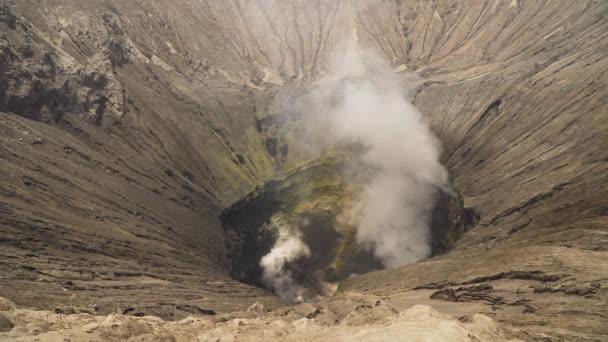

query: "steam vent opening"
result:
(220, 155), (468, 300)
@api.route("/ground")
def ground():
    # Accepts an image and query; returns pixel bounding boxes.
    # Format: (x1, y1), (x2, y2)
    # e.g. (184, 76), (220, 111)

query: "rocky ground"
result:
(0, 0), (606, 340)
(0, 294), (525, 341)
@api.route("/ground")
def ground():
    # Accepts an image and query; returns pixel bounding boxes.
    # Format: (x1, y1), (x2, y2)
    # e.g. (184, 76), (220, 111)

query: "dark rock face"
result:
(0, 16), (125, 125)
(220, 182), (283, 288)
(429, 189), (464, 256)
(0, 314), (13, 332)
(0, 0), (606, 339)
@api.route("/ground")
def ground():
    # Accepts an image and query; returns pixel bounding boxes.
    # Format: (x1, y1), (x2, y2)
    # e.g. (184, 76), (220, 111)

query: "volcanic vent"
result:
(221, 155), (467, 300)
(220, 47), (470, 301)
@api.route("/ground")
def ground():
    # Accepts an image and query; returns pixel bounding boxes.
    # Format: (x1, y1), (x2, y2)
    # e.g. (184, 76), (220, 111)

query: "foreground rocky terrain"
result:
(0, 0), (606, 340)
(1, 294), (523, 341)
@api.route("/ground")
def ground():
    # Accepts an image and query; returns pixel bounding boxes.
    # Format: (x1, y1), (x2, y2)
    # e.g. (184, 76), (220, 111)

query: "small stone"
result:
(430, 288), (459, 302)
(0, 313), (14, 332)
(55, 307), (77, 315)
(122, 307), (136, 315)
(0, 297), (16, 311)
(306, 308), (321, 319)
(82, 322), (99, 333)
(246, 302), (268, 314)
(459, 315), (471, 323)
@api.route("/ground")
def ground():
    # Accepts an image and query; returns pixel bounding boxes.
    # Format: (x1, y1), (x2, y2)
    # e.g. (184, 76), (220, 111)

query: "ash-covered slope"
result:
(0, 0), (606, 339)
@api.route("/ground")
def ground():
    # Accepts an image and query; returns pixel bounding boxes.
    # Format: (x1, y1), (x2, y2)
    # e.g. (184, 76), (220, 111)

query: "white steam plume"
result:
(296, 46), (448, 268)
(260, 46), (448, 300)
(260, 226), (310, 302)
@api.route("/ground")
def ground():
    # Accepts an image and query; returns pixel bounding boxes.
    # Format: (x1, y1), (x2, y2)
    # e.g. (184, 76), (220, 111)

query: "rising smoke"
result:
(300, 46), (448, 267)
(259, 45), (448, 300)
(260, 225), (310, 302)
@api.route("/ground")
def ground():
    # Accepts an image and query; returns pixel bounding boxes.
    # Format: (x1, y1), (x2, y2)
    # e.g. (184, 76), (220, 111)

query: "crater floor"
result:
(221, 154), (465, 299)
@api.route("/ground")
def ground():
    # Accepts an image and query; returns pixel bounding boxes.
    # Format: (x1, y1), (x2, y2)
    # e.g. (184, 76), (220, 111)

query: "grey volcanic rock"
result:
(0, 6), (125, 124)
(0, 0), (606, 340)
(0, 313), (13, 332)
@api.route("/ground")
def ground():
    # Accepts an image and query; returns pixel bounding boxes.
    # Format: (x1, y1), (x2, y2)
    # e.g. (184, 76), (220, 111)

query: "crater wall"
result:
(0, 0), (606, 337)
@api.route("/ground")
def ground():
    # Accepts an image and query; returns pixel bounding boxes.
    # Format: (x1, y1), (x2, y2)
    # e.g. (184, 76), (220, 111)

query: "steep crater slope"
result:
(0, 0), (607, 339)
